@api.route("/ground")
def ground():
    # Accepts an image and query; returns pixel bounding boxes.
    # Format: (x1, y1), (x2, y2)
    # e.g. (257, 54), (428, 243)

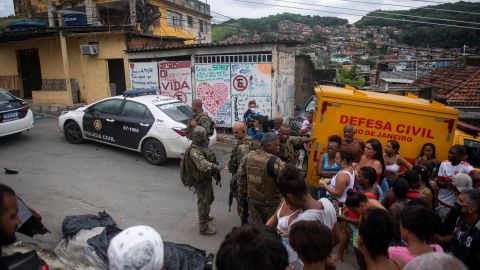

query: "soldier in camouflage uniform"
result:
(187, 126), (224, 235)
(228, 122), (258, 223)
(237, 132), (286, 224)
(277, 125), (312, 165)
(186, 99), (214, 140)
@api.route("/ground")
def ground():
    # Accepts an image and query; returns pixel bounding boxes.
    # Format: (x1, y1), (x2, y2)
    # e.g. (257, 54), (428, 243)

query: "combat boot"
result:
(199, 224), (217, 235)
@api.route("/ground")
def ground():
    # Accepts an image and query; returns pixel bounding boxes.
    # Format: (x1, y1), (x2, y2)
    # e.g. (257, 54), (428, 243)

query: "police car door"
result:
(115, 100), (154, 149)
(83, 99), (123, 144)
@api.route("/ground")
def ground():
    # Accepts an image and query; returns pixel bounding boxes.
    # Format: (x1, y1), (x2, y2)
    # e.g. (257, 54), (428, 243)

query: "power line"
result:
(406, 0), (480, 7)
(335, 0), (480, 16)
(210, 10), (237, 20)
(272, 0), (480, 26)
(232, 0), (480, 30)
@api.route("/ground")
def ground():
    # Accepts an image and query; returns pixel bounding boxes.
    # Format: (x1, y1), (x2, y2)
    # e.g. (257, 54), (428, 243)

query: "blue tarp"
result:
(7, 20), (47, 31)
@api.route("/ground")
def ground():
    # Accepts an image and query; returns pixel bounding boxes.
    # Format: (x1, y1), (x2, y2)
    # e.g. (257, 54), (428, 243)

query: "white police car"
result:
(0, 89), (34, 137)
(58, 90), (216, 165)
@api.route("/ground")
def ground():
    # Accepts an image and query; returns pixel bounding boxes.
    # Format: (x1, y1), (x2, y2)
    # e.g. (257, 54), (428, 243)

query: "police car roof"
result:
(115, 94), (180, 106)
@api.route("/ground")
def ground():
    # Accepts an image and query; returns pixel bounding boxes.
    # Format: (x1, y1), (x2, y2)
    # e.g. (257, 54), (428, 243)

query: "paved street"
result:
(0, 116), (357, 269)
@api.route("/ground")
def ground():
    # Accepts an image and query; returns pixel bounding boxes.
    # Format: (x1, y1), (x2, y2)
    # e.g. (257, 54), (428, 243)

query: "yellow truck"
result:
(306, 84), (480, 187)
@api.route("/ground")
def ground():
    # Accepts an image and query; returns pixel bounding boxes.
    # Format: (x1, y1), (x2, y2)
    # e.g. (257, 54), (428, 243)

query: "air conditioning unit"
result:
(80, 44), (99, 55)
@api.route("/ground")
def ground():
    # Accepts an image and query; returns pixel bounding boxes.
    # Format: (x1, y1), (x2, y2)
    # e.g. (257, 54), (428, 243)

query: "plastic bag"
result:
(87, 226), (122, 263)
(54, 227), (108, 270)
(163, 242), (213, 270)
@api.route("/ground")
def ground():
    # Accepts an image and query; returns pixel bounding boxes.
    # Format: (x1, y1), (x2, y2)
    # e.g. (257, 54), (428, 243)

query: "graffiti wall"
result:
(231, 63), (272, 97)
(159, 61), (193, 105)
(277, 52), (296, 118)
(129, 62), (159, 91)
(194, 64), (232, 127)
(232, 96), (272, 122)
(128, 55), (289, 128)
(230, 63), (272, 123)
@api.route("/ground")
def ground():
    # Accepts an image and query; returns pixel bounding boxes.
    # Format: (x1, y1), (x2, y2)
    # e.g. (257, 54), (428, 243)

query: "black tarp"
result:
(60, 212), (214, 269)
(61, 212), (116, 238)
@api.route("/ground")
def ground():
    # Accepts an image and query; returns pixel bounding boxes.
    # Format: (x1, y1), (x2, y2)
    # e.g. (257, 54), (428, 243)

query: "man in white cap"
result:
(452, 173), (473, 194)
(108, 225), (164, 270)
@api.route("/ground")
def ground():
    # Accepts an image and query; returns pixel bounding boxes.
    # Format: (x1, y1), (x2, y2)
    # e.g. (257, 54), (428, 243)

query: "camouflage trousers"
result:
(248, 199), (280, 224)
(194, 178), (214, 231)
(230, 175), (245, 224)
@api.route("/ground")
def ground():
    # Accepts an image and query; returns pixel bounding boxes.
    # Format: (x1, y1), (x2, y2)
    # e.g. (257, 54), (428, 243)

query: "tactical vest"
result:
(245, 151), (280, 203)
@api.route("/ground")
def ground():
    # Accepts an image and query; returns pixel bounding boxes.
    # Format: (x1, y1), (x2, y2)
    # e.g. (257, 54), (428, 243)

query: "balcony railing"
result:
(164, 0), (210, 16)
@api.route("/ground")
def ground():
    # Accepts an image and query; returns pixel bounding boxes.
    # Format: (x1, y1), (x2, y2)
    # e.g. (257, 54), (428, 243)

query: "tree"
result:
(136, 0), (160, 34)
(337, 67), (365, 88)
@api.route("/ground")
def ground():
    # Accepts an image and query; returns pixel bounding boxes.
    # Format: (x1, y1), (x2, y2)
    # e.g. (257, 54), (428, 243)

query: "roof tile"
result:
(411, 67), (480, 106)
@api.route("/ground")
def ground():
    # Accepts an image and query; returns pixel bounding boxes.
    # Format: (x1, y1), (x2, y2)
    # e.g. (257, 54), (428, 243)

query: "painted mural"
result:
(230, 63), (272, 97)
(159, 61), (193, 105)
(129, 62), (159, 92)
(194, 64), (232, 127)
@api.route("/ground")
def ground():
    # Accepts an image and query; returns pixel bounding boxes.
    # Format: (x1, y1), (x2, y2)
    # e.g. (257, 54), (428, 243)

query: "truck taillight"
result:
(172, 128), (186, 137)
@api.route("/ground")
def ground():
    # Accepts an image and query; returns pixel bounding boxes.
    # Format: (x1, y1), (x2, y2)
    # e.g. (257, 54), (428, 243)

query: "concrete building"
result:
(13, 0), (212, 43)
(0, 26), (184, 110)
(126, 40), (321, 127)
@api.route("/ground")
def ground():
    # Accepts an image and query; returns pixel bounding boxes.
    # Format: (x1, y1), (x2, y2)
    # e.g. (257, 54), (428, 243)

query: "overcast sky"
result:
(0, 0), (478, 23)
(206, 0), (480, 23)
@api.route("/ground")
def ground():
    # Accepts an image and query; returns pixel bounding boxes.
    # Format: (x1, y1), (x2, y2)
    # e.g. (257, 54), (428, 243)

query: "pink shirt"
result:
(388, 244), (443, 264)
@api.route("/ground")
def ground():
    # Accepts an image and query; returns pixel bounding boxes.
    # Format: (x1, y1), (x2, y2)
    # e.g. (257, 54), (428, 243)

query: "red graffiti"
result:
(196, 82), (228, 117)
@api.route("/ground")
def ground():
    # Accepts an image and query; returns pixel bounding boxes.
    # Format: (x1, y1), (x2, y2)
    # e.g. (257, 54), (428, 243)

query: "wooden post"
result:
(60, 32), (73, 105)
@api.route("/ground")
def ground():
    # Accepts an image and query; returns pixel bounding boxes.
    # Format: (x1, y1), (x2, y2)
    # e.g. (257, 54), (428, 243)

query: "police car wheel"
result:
(64, 121), (84, 144)
(142, 139), (167, 165)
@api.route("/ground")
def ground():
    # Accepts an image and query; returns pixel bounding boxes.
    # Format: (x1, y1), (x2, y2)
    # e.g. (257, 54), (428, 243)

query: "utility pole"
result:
(47, 0), (54, 27)
(129, 0), (137, 27)
(85, 0), (94, 25)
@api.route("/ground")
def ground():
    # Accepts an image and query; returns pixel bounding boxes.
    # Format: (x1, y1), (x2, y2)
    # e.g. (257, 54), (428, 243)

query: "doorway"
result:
(17, 49), (42, 99)
(108, 59), (126, 96)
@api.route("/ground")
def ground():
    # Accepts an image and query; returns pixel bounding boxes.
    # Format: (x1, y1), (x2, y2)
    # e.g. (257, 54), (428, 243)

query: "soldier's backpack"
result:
(197, 112), (215, 137)
(180, 146), (197, 188)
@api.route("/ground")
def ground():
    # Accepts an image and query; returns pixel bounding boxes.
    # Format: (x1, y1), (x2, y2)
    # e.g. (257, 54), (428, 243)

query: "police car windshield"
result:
(157, 102), (194, 124)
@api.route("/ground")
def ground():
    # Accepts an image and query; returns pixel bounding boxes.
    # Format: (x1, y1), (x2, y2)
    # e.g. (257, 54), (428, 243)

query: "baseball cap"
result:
(452, 173), (472, 193)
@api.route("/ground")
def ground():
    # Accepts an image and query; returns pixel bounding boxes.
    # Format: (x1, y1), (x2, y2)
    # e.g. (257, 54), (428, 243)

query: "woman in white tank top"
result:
(319, 150), (356, 204)
(318, 148), (356, 261)
(266, 199), (302, 263)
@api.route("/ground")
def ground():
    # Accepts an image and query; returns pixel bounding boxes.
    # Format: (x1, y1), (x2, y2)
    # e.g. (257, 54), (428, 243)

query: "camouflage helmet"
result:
(192, 125), (208, 146)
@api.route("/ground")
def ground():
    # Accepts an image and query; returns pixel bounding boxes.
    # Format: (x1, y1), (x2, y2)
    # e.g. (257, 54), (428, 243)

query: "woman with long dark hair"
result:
(412, 166), (438, 209)
(414, 143), (438, 175)
(357, 139), (387, 201)
(384, 140), (413, 188)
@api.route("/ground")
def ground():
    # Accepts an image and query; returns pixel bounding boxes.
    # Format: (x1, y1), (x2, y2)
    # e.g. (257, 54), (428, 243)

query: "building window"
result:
(167, 10), (182, 27)
(199, 19), (207, 33)
(187, 16), (193, 28)
(199, 4), (205, 13)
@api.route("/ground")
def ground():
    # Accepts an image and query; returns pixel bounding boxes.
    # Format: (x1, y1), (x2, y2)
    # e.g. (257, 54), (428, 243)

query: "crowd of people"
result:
(220, 97), (480, 270)
(0, 98), (479, 270)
